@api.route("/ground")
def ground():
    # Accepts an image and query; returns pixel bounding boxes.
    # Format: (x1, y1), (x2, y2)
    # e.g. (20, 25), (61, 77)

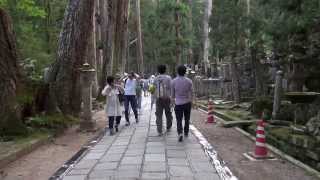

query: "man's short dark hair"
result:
(157, 65), (166, 74)
(129, 71), (135, 78)
(177, 65), (186, 76)
(106, 76), (114, 85)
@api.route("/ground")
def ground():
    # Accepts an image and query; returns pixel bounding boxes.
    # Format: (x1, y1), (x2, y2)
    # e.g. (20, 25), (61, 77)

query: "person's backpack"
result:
(156, 79), (170, 98)
(149, 84), (155, 94)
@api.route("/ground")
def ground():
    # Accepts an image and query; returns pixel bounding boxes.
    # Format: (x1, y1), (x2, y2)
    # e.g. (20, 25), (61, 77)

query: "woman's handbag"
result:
(118, 89), (125, 104)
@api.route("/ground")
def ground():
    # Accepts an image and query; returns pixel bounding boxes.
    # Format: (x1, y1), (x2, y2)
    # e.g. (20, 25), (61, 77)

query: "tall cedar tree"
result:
(48, 0), (94, 115)
(0, 8), (25, 135)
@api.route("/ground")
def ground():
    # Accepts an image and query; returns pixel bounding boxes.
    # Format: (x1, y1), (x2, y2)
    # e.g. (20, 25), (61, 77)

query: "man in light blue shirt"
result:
(124, 72), (139, 125)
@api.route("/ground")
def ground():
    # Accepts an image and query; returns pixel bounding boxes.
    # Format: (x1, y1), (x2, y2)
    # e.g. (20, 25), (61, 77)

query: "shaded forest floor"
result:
(0, 111), (106, 180)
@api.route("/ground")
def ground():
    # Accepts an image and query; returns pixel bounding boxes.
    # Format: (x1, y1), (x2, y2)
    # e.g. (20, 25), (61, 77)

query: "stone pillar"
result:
(272, 70), (283, 119)
(80, 63), (96, 130)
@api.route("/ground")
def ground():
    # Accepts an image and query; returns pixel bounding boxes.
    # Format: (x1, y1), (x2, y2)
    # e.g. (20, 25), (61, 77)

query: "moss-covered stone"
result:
(225, 110), (252, 120)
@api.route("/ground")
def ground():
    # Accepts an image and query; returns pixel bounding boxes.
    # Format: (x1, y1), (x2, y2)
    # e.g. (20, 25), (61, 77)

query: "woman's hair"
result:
(177, 65), (186, 76)
(106, 76), (115, 85)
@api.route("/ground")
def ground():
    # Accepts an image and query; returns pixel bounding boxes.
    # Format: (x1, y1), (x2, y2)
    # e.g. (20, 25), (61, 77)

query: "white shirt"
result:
(124, 78), (137, 95)
(101, 85), (123, 116)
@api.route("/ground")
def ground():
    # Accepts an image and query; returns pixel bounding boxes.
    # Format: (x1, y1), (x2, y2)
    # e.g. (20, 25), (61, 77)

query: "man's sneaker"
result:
(178, 134), (183, 142)
(115, 126), (119, 132)
(125, 121), (130, 126)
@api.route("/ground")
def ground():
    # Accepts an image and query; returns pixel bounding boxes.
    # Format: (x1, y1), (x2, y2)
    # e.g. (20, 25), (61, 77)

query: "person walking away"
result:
(149, 75), (156, 109)
(171, 65), (193, 142)
(124, 72), (139, 125)
(136, 76), (143, 114)
(154, 65), (173, 136)
(143, 78), (149, 97)
(102, 76), (124, 135)
(149, 82), (156, 110)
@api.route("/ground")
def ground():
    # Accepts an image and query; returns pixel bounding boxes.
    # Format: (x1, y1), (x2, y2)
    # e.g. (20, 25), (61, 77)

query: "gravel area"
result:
(191, 109), (319, 180)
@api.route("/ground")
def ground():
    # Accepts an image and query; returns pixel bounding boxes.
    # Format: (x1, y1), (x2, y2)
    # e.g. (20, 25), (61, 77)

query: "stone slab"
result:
(145, 154), (166, 162)
(143, 162), (166, 172)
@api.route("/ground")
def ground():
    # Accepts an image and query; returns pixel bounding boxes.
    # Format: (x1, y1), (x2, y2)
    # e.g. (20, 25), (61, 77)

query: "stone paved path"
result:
(63, 98), (220, 180)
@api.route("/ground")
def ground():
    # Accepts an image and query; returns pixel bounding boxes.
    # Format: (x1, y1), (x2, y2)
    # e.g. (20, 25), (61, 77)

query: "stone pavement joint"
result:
(63, 98), (220, 180)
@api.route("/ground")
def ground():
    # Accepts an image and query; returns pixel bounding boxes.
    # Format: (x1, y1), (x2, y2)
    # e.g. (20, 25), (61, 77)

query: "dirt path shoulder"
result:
(0, 111), (107, 180)
(191, 110), (318, 180)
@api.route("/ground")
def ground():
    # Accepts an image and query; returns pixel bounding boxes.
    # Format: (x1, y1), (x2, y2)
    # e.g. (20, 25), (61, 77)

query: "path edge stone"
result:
(49, 127), (106, 180)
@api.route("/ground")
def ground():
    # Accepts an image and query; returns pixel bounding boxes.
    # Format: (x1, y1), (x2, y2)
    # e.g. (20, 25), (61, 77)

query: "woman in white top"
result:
(102, 76), (124, 135)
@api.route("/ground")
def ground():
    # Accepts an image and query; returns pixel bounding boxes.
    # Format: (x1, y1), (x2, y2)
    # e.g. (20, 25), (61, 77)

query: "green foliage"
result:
(251, 96), (273, 117)
(17, 0), (46, 17)
(141, 0), (201, 73)
(2, 0), (67, 80)
(26, 114), (79, 130)
(0, 0), (45, 17)
(210, 0), (320, 67)
(277, 104), (295, 121)
(210, 0), (248, 59)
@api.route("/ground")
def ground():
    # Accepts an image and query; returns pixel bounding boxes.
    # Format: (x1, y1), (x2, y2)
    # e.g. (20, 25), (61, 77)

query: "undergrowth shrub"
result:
(26, 114), (79, 130)
(251, 96), (273, 117)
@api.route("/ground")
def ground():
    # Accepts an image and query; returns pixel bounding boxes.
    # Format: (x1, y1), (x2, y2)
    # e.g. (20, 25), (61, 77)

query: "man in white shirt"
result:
(124, 72), (139, 125)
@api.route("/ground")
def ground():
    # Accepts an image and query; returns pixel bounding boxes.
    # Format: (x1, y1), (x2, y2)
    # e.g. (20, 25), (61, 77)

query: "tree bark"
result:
(48, 0), (94, 115)
(231, 0), (241, 104)
(89, 0), (99, 98)
(120, 0), (130, 74)
(45, 0), (52, 54)
(251, 47), (265, 96)
(203, 0), (212, 75)
(135, 0), (144, 74)
(97, 0), (110, 95)
(231, 58), (240, 104)
(111, 0), (129, 75)
(95, 0), (102, 75)
(187, 0), (193, 65)
(0, 8), (24, 134)
(175, 0), (182, 66)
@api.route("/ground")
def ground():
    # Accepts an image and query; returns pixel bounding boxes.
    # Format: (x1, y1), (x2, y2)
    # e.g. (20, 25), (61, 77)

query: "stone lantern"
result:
(80, 63), (96, 130)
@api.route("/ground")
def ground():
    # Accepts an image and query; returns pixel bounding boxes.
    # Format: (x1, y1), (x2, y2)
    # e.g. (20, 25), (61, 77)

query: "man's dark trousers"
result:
(155, 98), (173, 134)
(124, 95), (138, 122)
(174, 102), (191, 135)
